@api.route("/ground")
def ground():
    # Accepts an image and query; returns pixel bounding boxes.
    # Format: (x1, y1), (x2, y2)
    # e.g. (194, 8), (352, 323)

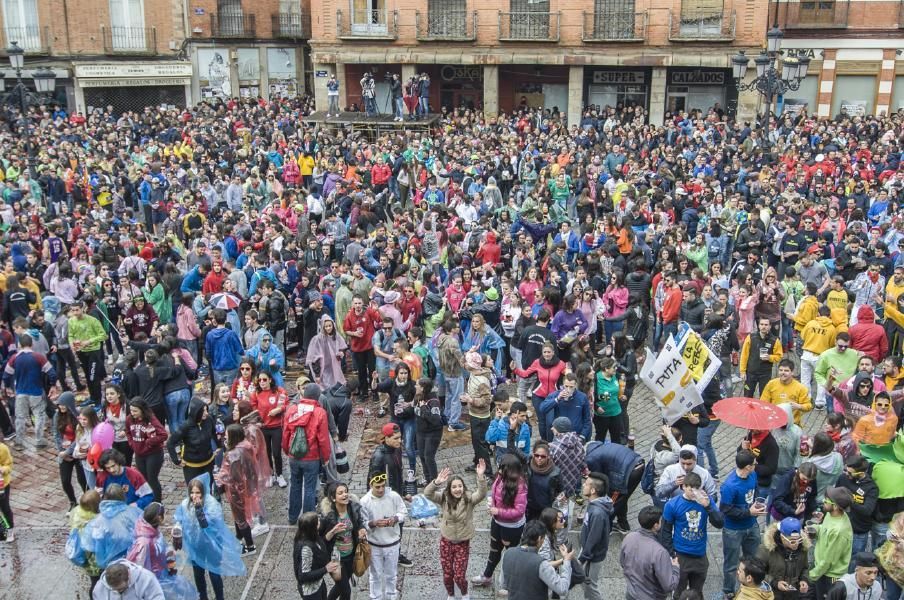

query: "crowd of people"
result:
(0, 91), (900, 600)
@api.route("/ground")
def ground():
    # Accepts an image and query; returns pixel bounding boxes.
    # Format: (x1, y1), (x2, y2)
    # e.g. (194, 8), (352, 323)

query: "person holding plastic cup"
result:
(720, 449), (766, 599)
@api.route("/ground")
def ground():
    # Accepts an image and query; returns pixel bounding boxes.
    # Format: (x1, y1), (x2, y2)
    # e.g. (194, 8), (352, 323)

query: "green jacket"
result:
(68, 314), (107, 352)
(814, 348), (862, 387)
(810, 512), (852, 580)
(594, 373), (622, 417)
(143, 283), (171, 323)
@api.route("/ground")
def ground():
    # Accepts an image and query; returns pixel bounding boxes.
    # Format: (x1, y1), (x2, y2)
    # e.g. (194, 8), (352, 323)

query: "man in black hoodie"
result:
(836, 455), (880, 565)
(516, 308), (556, 403)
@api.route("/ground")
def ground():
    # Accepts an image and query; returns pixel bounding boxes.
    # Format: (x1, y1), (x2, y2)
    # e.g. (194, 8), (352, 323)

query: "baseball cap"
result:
(779, 517), (801, 537)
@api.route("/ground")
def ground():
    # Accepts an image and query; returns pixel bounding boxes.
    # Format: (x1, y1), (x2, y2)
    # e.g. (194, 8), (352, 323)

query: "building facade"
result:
(768, 0), (904, 118)
(308, 0), (773, 124)
(0, 0), (313, 112)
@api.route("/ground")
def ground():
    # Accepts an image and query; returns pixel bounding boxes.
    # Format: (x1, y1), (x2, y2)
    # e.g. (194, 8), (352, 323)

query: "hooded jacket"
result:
(735, 582), (776, 600)
(769, 467), (816, 522)
(801, 316), (837, 355)
(579, 495), (614, 563)
(539, 389), (592, 441)
(585, 441), (643, 494)
(126, 517), (168, 575)
(848, 306), (889, 363)
(125, 411), (167, 457)
(91, 559), (164, 600)
(204, 326), (244, 371)
(281, 397), (332, 464)
(755, 522), (811, 600)
(834, 472), (879, 534)
(166, 398), (215, 467)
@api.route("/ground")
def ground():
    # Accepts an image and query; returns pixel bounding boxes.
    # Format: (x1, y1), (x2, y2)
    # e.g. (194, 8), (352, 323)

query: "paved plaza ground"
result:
(0, 363), (829, 600)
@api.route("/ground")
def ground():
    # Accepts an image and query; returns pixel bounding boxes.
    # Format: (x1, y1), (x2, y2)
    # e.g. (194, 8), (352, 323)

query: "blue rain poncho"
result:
(245, 332), (285, 387)
(173, 473), (246, 577)
(81, 500), (142, 568)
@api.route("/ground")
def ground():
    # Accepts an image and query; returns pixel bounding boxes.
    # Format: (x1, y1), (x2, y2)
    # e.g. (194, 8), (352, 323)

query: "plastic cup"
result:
(754, 497), (767, 511)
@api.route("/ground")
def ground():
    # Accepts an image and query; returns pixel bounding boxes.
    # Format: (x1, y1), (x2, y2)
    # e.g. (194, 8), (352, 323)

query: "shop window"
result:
(510, 0), (549, 39)
(217, 0), (245, 35)
(427, 0), (466, 37)
(2, 0), (40, 50)
(109, 0), (146, 50)
(593, 0), (636, 39)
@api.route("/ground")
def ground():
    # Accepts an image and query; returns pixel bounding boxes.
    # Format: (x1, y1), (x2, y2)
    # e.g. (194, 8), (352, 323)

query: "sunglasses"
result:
(533, 453), (548, 459)
(370, 473), (388, 485)
(240, 367), (252, 371)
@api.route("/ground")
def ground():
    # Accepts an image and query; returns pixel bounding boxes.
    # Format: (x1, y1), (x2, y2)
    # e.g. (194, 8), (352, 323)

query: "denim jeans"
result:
(887, 575), (903, 600)
(394, 417), (417, 471)
(443, 374), (464, 426)
(722, 525), (761, 595)
(850, 523), (889, 571)
(328, 95), (339, 115)
(288, 458), (321, 524)
(393, 97), (404, 119)
(164, 388), (191, 433)
(696, 419), (720, 477)
(212, 368), (238, 390)
(418, 97), (428, 116)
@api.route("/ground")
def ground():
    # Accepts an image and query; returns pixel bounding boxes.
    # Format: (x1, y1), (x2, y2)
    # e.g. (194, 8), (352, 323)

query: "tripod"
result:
(381, 88), (393, 119)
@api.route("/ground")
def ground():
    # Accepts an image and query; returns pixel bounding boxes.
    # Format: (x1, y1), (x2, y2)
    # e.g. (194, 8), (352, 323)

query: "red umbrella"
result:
(713, 397), (789, 430)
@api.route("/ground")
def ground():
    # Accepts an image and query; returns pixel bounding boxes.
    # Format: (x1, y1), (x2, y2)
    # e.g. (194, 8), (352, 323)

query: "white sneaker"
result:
(251, 522), (270, 537)
(3, 529), (13, 543)
(268, 475), (277, 487)
(277, 475), (288, 488)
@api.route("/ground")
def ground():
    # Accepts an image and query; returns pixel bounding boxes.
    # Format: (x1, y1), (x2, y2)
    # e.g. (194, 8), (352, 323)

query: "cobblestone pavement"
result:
(1, 364), (830, 600)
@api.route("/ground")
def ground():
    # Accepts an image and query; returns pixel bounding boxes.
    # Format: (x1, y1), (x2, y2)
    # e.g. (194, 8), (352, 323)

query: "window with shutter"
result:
(109, 0), (146, 50)
(427, 0), (466, 37)
(593, 0), (636, 39)
(2, 0), (40, 51)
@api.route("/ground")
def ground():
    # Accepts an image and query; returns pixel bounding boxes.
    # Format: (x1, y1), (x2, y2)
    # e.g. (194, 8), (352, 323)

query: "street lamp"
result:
(3, 41), (56, 184)
(731, 23), (810, 137)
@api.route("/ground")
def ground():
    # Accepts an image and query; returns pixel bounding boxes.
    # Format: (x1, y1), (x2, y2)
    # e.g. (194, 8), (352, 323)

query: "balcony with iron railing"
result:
(272, 12), (311, 38)
(336, 8), (398, 39)
(582, 10), (647, 41)
(781, 0), (849, 28)
(209, 13), (256, 37)
(415, 10), (477, 41)
(101, 26), (157, 54)
(0, 26), (49, 54)
(498, 11), (560, 42)
(669, 9), (736, 41)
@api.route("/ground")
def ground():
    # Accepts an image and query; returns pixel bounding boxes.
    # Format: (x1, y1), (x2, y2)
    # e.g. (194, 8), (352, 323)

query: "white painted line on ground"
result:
(239, 529), (274, 600)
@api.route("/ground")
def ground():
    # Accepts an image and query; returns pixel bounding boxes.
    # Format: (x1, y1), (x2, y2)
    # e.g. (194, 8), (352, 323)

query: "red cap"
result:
(381, 423), (399, 437)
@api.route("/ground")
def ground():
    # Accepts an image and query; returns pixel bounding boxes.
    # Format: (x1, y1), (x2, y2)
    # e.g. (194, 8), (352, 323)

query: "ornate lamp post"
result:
(4, 41), (57, 181)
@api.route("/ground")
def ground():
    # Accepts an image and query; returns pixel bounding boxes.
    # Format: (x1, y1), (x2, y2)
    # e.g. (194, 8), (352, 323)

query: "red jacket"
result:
(126, 414), (168, 457)
(371, 164), (392, 186)
(514, 359), (567, 398)
(251, 387), (289, 429)
(849, 305), (888, 363)
(661, 286), (683, 324)
(281, 399), (332, 462)
(343, 307), (381, 353)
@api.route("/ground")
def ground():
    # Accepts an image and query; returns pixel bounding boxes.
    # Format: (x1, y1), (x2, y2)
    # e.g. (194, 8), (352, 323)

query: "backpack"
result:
(287, 403), (316, 459)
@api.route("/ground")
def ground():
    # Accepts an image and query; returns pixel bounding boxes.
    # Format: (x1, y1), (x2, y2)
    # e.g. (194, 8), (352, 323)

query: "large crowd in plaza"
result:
(0, 88), (901, 600)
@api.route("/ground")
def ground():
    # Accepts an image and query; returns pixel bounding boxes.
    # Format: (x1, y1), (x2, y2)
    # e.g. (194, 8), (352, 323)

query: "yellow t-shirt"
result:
(760, 378), (812, 425)
(825, 289), (848, 313)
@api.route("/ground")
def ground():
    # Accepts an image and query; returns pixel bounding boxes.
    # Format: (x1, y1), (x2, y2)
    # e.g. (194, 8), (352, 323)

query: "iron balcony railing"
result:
(582, 10), (647, 41)
(669, 9), (736, 41)
(272, 12), (311, 38)
(210, 13), (256, 37)
(415, 10), (477, 41)
(0, 25), (49, 54)
(498, 11), (560, 42)
(782, 0), (849, 28)
(336, 8), (398, 39)
(102, 26), (157, 54)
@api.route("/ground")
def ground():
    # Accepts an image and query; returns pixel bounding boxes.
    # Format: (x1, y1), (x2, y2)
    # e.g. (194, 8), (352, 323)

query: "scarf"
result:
(750, 430), (770, 448)
(868, 270), (880, 283)
(531, 457), (554, 475)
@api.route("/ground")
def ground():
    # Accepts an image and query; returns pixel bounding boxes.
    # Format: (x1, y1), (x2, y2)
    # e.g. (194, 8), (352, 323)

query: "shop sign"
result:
(440, 65), (481, 82)
(80, 77), (191, 87)
(75, 63), (193, 79)
(840, 100), (866, 117)
(193, 7), (205, 15)
(669, 71), (725, 85)
(592, 71), (645, 84)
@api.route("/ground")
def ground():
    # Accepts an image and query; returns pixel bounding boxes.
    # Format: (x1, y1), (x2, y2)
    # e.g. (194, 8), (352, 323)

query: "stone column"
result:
(817, 50), (837, 118)
(648, 67), (667, 125)
(483, 64), (499, 118)
(567, 66), (583, 128)
(402, 64), (416, 83)
(259, 45), (270, 101)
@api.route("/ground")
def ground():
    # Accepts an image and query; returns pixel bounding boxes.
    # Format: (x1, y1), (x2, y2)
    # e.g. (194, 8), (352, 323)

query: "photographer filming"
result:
(360, 72), (377, 118)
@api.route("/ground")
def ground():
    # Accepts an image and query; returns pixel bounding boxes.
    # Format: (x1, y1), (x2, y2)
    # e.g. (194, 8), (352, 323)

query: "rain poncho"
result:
(240, 411), (272, 498)
(245, 332), (285, 387)
(126, 517), (199, 600)
(460, 321), (506, 374)
(173, 473), (246, 577)
(127, 517), (169, 575)
(304, 315), (348, 387)
(67, 505), (101, 576)
(81, 499), (142, 568)
(215, 440), (261, 529)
